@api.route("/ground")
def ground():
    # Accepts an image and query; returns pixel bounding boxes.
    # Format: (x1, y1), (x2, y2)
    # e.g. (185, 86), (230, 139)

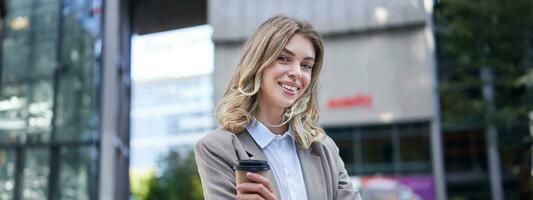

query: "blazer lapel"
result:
(237, 130), (281, 199)
(297, 146), (327, 200)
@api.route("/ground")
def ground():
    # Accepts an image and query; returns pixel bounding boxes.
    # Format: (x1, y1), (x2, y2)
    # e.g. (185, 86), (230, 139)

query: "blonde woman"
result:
(195, 15), (357, 200)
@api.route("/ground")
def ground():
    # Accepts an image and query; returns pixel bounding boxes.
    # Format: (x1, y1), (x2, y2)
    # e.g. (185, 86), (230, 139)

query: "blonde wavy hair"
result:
(216, 15), (325, 149)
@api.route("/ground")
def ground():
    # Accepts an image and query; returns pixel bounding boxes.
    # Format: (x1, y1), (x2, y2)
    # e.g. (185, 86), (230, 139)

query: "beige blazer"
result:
(194, 128), (358, 200)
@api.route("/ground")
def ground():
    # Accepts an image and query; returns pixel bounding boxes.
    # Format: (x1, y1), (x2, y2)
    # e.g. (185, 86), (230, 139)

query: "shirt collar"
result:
(246, 117), (293, 149)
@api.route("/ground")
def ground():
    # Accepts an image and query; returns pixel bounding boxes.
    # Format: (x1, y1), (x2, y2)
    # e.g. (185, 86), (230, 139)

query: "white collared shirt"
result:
(246, 119), (308, 200)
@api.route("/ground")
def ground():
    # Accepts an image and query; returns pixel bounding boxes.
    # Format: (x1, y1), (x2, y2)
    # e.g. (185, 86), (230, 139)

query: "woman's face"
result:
(258, 33), (315, 110)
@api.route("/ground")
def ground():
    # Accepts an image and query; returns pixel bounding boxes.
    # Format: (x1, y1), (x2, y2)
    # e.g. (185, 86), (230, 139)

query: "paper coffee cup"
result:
(234, 159), (270, 184)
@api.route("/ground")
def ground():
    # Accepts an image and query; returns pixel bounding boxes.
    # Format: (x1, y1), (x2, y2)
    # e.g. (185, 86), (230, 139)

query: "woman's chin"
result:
(278, 100), (296, 108)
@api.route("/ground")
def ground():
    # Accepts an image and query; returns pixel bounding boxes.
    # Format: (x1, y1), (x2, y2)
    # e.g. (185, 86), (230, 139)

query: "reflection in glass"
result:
(0, 149), (16, 200)
(0, 0), (102, 199)
(1, 0), (59, 143)
(400, 135), (430, 162)
(59, 147), (96, 200)
(361, 131), (393, 163)
(22, 148), (49, 200)
(54, 0), (100, 142)
(327, 122), (432, 176)
(399, 135), (432, 175)
(336, 138), (355, 164)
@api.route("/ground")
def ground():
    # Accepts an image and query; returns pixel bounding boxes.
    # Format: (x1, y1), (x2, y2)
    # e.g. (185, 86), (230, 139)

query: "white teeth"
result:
(281, 84), (298, 92)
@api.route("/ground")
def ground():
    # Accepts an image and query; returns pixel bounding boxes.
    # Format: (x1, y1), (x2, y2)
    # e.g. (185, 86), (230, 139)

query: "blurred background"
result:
(0, 0), (531, 200)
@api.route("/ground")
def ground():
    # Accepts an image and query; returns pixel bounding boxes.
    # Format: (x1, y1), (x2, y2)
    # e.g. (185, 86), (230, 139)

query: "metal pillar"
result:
(100, 0), (120, 199)
(481, 68), (504, 200)
(100, 0), (131, 199)
(529, 111), (533, 179)
(426, 1), (447, 199)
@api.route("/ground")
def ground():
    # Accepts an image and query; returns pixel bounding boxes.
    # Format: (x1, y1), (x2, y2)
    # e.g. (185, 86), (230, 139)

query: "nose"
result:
(287, 63), (303, 79)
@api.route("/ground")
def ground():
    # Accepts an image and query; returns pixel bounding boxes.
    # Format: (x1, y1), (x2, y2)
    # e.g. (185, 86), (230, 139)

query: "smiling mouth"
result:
(278, 82), (300, 94)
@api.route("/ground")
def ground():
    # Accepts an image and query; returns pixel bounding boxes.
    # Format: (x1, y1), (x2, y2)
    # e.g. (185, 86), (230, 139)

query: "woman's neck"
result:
(256, 107), (288, 135)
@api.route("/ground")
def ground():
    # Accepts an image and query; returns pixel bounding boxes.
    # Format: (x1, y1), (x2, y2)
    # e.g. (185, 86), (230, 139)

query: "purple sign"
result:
(398, 176), (434, 200)
(352, 175), (435, 200)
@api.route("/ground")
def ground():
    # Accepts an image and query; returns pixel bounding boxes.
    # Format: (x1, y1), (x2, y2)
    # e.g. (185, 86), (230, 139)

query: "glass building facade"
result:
(131, 75), (214, 170)
(129, 25), (214, 172)
(326, 122), (432, 177)
(0, 0), (102, 199)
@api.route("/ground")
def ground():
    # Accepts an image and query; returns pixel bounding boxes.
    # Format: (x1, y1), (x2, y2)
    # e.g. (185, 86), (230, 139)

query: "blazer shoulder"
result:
(195, 127), (237, 150)
(314, 133), (340, 153)
(196, 127), (236, 144)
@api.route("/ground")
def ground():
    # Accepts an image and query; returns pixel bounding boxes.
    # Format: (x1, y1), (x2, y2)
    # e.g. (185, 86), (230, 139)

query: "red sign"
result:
(327, 94), (372, 109)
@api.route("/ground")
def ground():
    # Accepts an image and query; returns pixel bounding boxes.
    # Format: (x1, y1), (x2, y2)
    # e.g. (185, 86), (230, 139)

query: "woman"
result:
(195, 15), (357, 200)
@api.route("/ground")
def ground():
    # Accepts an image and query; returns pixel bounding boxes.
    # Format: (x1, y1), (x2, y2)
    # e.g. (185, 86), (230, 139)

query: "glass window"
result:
(54, 0), (100, 142)
(1, 0), (58, 143)
(59, 147), (97, 200)
(327, 128), (355, 164)
(444, 129), (486, 172)
(22, 148), (50, 200)
(399, 134), (432, 174)
(0, 149), (16, 200)
(361, 126), (394, 163)
(0, 0), (102, 199)
(326, 122), (432, 176)
(336, 137), (355, 170)
(400, 135), (430, 162)
(398, 123), (431, 164)
(6, 0), (33, 9)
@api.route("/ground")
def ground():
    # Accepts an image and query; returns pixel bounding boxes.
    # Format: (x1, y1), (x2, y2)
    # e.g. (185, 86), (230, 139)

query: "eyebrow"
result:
(282, 48), (315, 61)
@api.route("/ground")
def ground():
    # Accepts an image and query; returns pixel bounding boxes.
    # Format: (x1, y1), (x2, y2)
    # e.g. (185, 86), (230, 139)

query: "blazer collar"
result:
(296, 145), (327, 200)
(237, 130), (281, 198)
(238, 130), (327, 200)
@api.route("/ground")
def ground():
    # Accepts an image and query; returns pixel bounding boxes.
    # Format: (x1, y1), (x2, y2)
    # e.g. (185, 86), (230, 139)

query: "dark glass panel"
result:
(0, 149), (16, 200)
(22, 148), (49, 200)
(59, 146), (97, 200)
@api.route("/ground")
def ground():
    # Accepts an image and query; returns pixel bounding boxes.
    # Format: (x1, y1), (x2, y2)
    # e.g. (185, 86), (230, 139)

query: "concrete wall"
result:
(209, 0), (427, 41)
(319, 27), (433, 126)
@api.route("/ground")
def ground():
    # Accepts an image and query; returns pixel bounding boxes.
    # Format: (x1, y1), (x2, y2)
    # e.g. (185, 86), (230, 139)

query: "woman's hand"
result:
(236, 172), (278, 200)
